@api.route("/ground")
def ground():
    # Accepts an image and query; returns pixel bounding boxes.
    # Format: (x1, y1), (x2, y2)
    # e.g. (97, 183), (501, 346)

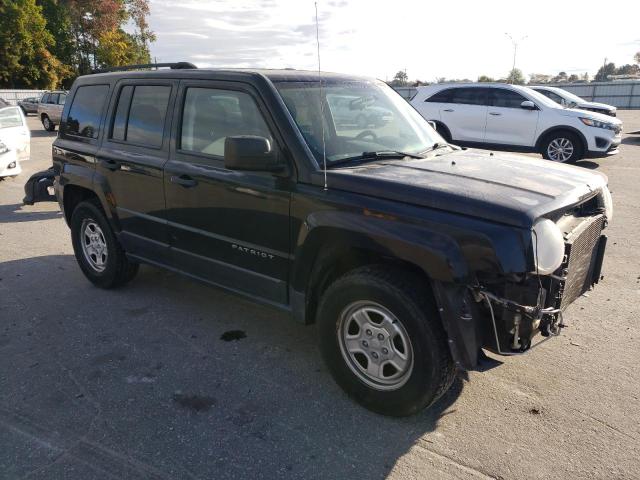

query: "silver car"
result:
(37, 90), (67, 131)
(18, 96), (41, 115)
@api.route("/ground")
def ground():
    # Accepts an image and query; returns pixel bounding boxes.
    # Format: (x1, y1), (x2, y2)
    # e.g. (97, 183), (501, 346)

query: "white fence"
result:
(0, 90), (46, 105)
(393, 81), (640, 109)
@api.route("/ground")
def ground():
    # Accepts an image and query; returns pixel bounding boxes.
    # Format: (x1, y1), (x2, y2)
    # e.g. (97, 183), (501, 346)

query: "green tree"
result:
(595, 62), (616, 81)
(506, 68), (525, 85)
(567, 74), (579, 82)
(635, 52), (640, 64)
(477, 75), (495, 82)
(0, 0), (68, 88)
(390, 70), (408, 86)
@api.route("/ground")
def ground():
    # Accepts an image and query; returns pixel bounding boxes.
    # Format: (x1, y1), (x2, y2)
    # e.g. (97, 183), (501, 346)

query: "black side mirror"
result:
(520, 100), (537, 110)
(224, 136), (283, 172)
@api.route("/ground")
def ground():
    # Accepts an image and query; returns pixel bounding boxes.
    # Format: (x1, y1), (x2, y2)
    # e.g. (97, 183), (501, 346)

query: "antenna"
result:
(315, 1), (327, 190)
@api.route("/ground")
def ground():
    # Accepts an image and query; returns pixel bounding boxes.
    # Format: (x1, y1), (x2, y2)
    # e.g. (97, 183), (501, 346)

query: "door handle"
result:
(443, 109), (454, 112)
(489, 112), (502, 116)
(170, 175), (198, 188)
(100, 159), (120, 171)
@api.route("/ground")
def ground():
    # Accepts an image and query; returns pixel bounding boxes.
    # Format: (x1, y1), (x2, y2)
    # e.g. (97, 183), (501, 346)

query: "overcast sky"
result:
(148, 0), (640, 81)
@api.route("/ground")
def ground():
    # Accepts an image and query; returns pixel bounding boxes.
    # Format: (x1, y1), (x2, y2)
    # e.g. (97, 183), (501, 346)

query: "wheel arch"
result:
(535, 125), (588, 154)
(62, 184), (100, 224)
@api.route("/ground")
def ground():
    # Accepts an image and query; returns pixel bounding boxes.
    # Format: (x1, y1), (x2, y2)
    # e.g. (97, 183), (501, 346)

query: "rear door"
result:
(484, 88), (539, 147)
(96, 80), (176, 263)
(52, 92), (67, 122)
(164, 80), (292, 304)
(441, 87), (489, 142)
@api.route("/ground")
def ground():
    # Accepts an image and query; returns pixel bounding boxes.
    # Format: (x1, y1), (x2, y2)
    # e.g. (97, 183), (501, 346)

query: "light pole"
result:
(505, 33), (527, 81)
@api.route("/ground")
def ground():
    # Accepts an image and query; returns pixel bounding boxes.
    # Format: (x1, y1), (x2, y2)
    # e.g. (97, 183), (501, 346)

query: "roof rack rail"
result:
(92, 62), (197, 74)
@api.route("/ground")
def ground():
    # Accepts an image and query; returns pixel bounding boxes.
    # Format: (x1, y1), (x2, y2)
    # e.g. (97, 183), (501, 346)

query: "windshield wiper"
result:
(327, 150), (424, 168)
(420, 142), (457, 155)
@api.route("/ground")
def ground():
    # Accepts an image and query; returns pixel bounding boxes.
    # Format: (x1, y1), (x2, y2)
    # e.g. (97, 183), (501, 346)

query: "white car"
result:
(530, 86), (616, 117)
(411, 83), (622, 162)
(0, 106), (30, 177)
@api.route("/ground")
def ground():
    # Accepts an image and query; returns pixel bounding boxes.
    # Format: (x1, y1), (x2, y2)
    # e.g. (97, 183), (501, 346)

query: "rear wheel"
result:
(42, 115), (55, 132)
(541, 131), (583, 163)
(70, 200), (138, 288)
(317, 265), (455, 416)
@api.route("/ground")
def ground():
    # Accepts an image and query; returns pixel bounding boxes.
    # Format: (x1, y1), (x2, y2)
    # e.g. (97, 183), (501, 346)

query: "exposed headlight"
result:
(601, 185), (613, 222)
(579, 117), (618, 131)
(531, 219), (565, 275)
(0, 141), (9, 155)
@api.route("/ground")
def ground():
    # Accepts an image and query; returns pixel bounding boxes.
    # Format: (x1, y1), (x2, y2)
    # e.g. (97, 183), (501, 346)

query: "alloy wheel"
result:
(547, 137), (574, 162)
(337, 301), (414, 391)
(80, 219), (108, 272)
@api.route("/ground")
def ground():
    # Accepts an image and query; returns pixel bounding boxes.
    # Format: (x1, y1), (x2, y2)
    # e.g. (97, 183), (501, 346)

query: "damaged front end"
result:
(23, 167), (57, 205)
(435, 191), (610, 370)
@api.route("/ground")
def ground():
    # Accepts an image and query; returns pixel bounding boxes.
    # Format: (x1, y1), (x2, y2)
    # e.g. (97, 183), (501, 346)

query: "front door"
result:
(96, 80), (176, 263)
(484, 88), (539, 147)
(164, 81), (292, 304)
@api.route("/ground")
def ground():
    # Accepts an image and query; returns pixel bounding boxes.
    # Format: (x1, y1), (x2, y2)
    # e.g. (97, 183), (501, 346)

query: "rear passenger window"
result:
(179, 88), (272, 157)
(110, 85), (171, 148)
(450, 88), (488, 106)
(65, 85), (109, 139)
(489, 89), (527, 108)
(425, 89), (452, 103)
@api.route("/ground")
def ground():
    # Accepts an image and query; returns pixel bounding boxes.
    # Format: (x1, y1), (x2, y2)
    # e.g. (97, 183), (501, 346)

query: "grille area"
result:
(559, 214), (605, 309)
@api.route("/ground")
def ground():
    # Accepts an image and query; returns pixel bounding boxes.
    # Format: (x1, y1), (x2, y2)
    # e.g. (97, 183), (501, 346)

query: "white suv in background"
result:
(411, 83), (622, 162)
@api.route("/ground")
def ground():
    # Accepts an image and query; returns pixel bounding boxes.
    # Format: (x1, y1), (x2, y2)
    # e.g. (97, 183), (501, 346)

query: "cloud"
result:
(147, 0), (640, 80)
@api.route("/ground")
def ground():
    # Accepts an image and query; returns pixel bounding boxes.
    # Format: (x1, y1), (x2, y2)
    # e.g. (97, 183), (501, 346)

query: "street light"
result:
(505, 33), (528, 80)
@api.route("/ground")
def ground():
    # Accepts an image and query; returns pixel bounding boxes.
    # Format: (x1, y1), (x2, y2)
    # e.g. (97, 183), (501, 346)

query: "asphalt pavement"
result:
(0, 114), (639, 479)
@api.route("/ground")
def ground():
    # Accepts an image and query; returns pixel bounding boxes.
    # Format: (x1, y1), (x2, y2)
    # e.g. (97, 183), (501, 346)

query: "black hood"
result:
(327, 149), (607, 228)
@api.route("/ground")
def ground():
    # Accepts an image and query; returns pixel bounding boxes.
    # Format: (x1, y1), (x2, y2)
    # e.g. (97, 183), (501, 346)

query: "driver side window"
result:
(180, 87), (273, 158)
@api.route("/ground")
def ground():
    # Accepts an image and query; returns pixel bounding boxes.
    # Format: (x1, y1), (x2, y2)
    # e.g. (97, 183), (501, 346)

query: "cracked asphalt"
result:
(0, 114), (639, 479)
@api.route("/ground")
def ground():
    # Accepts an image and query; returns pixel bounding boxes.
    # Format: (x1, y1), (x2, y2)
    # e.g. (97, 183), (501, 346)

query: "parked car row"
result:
(410, 83), (622, 162)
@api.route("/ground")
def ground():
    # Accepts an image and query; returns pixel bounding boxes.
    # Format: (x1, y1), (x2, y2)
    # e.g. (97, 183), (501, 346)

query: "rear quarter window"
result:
(65, 85), (110, 139)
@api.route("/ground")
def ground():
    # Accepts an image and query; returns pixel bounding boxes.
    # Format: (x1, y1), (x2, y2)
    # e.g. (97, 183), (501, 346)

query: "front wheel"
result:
(541, 132), (583, 163)
(70, 200), (139, 288)
(317, 266), (455, 416)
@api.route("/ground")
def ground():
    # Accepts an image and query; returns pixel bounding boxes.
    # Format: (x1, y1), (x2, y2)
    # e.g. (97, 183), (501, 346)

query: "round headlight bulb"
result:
(531, 219), (565, 275)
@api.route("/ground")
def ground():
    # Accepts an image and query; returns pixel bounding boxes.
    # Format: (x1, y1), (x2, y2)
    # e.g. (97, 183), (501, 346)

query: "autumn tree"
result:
(0, 0), (69, 88)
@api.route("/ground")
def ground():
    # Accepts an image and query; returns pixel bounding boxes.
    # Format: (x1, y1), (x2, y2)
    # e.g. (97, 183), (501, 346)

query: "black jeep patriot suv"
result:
(35, 64), (612, 416)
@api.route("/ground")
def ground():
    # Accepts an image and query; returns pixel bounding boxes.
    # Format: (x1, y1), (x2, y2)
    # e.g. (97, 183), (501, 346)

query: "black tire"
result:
(317, 265), (455, 416)
(541, 131), (583, 163)
(435, 122), (452, 143)
(70, 200), (138, 288)
(42, 115), (55, 131)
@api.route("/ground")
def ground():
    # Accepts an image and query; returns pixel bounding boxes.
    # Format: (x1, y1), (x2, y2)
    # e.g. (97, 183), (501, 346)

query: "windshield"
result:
(553, 89), (583, 104)
(274, 79), (441, 165)
(0, 107), (23, 129)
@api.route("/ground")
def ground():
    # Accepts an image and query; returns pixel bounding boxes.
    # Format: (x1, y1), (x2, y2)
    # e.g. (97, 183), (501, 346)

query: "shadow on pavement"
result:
(0, 254), (464, 479)
(621, 136), (640, 145)
(0, 203), (62, 223)
(576, 160), (600, 170)
(29, 128), (58, 138)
